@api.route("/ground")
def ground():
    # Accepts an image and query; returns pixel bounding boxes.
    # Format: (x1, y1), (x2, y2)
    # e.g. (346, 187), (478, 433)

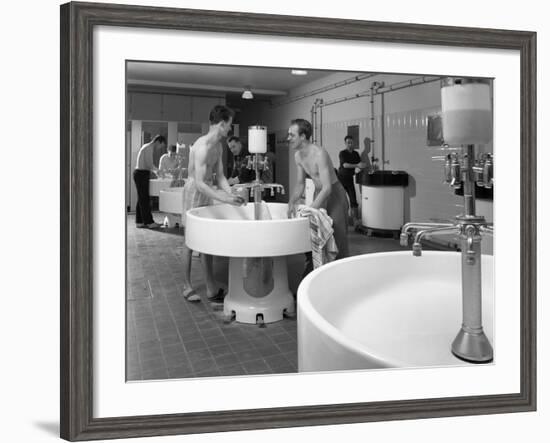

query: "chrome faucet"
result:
(400, 144), (494, 363)
(232, 153), (285, 220)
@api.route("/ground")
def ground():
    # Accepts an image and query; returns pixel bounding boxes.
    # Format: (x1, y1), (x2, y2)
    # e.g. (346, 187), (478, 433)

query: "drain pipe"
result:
(370, 83), (376, 168)
(318, 99), (324, 146)
(310, 104), (316, 144)
(370, 81), (384, 170)
(380, 91), (386, 170)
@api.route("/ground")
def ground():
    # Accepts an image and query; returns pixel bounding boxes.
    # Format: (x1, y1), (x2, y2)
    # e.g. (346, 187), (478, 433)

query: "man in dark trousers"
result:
(133, 134), (166, 229)
(338, 135), (365, 227)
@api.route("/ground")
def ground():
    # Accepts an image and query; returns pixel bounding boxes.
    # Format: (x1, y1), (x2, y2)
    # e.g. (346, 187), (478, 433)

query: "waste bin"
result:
(358, 170), (408, 236)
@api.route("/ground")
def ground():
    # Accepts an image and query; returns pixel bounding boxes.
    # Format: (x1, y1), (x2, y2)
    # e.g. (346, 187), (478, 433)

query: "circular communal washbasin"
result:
(298, 251), (494, 372)
(185, 203), (311, 258)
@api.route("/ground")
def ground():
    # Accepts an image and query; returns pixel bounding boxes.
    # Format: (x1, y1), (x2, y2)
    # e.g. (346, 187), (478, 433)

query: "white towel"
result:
(297, 205), (338, 269)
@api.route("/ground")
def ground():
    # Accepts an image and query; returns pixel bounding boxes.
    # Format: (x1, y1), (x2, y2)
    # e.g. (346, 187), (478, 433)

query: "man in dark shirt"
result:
(338, 135), (364, 226)
(227, 136), (255, 185)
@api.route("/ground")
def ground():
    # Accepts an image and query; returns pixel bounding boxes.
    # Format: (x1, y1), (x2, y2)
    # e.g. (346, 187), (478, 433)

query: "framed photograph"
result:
(60, 1), (536, 441)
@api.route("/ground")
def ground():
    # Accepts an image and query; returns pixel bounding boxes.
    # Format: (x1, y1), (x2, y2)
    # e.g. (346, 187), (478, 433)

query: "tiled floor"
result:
(126, 212), (405, 381)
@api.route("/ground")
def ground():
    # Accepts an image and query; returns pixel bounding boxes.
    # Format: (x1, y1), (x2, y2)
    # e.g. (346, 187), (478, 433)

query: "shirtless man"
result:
(286, 119), (349, 274)
(181, 105), (246, 303)
(133, 134), (166, 229)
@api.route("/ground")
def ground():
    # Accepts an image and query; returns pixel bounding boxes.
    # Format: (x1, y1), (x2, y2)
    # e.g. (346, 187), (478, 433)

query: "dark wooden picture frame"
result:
(60, 2), (537, 441)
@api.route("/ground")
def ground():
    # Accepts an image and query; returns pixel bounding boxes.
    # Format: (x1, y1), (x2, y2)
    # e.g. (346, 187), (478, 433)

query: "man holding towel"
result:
(286, 119), (349, 276)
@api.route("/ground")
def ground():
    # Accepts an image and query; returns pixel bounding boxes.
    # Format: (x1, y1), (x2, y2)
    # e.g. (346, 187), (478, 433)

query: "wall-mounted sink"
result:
(298, 251), (494, 372)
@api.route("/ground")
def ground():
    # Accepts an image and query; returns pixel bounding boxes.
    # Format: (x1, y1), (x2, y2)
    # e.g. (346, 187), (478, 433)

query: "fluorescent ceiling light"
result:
(291, 69), (308, 75)
(241, 87), (254, 99)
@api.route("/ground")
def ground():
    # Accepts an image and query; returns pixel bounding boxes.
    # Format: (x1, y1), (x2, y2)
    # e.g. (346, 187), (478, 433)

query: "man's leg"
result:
(133, 171), (143, 225)
(200, 253), (225, 304)
(135, 170), (155, 225)
(328, 184), (350, 259)
(181, 241), (200, 301)
(302, 252), (314, 279)
(342, 179), (359, 226)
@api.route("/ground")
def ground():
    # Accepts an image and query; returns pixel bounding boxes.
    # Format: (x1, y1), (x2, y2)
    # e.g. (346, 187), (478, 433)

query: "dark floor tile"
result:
(127, 353), (140, 368)
(257, 345), (283, 358)
(164, 351), (190, 369)
(249, 337), (274, 349)
(141, 368), (169, 380)
(200, 328), (224, 339)
(183, 339), (208, 351)
(194, 368), (222, 378)
(187, 348), (212, 362)
(229, 340), (256, 352)
(190, 357), (217, 373)
(126, 367), (141, 381)
(156, 327), (179, 340)
(203, 335), (228, 348)
(208, 344), (233, 358)
(138, 338), (161, 350)
(160, 336), (183, 348)
(270, 363), (297, 374)
(269, 332), (295, 345)
(225, 335), (251, 346)
(214, 353), (240, 368)
(153, 315), (174, 326)
(276, 341), (297, 353)
(237, 348), (263, 363)
(218, 363), (247, 377)
(241, 359), (271, 374)
(282, 351), (298, 368)
(139, 344), (163, 361)
(167, 363), (194, 378)
(140, 356), (166, 372)
(263, 354), (291, 370)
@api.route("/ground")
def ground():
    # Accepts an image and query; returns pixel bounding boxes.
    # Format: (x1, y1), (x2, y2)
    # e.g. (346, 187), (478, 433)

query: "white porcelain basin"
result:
(298, 251), (494, 372)
(159, 186), (184, 214)
(185, 203), (311, 257)
(149, 178), (173, 196)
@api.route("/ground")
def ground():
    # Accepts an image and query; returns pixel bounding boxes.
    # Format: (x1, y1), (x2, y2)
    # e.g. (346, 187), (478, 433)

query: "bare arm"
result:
(147, 146), (159, 174)
(158, 155), (167, 177)
(287, 155), (306, 217)
(310, 151), (332, 210)
(342, 151), (362, 168)
(215, 154), (233, 195)
(194, 145), (244, 206)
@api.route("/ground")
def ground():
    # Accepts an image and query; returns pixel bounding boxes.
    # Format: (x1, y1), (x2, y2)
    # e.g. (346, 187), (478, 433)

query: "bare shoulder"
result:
(192, 136), (209, 155)
(314, 144), (330, 161)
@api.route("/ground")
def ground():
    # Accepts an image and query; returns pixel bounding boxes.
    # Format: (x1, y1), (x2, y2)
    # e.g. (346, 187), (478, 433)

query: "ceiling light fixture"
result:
(241, 86), (254, 99)
(291, 69), (308, 75)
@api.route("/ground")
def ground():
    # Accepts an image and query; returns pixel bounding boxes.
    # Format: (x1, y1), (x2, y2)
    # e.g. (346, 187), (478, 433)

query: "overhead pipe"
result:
(318, 76), (442, 108)
(271, 73), (378, 108)
(310, 76), (441, 167)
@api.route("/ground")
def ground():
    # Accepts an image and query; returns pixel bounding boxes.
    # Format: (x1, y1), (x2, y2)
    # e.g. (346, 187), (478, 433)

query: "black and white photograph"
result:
(125, 61), (495, 381)
(52, 1), (540, 441)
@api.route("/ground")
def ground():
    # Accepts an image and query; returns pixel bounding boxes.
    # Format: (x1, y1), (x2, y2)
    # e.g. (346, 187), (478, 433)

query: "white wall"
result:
(242, 72), (486, 223)
(2, 1), (547, 443)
